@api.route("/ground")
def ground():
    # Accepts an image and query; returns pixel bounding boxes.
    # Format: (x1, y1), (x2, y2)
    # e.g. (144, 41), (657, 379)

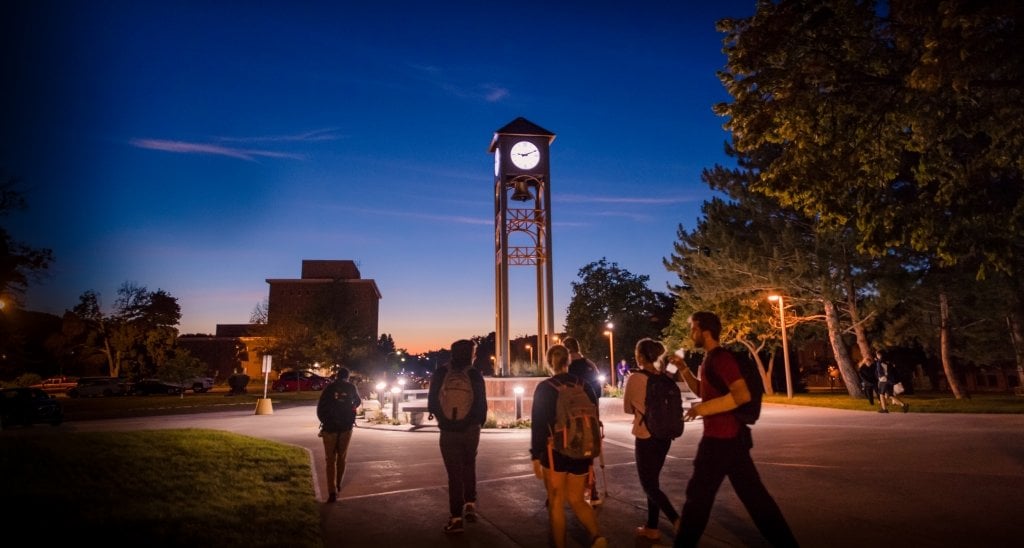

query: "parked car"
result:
(189, 376), (215, 393)
(29, 376), (78, 394)
(131, 379), (186, 396)
(66, 377), (128, 398)
(0, 387), (64, 428)
(272, 370), (329, 392)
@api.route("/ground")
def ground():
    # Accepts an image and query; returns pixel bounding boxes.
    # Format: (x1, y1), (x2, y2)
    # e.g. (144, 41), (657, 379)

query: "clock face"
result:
(510, 140), (540, 170)
(494, 147), (500, 176)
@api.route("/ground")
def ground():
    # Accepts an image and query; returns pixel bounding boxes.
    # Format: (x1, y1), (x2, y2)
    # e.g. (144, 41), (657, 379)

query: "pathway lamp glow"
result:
(604, 322), (616, 388)
(514, 385), (525, 420)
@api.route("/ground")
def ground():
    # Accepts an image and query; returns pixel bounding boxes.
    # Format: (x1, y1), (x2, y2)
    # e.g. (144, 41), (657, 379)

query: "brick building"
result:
(178, 260), (381, 381)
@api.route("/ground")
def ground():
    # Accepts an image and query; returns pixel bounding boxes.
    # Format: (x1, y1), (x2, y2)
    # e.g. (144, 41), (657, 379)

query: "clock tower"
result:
(489, 117), (556, 376)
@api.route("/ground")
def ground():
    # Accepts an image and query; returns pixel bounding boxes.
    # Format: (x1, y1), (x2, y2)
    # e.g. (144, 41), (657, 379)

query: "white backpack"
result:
(438, 366), (474, 421)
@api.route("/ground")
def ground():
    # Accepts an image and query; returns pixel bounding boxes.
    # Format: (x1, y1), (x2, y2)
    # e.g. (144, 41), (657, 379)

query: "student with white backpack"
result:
(427, 339), (488, 534)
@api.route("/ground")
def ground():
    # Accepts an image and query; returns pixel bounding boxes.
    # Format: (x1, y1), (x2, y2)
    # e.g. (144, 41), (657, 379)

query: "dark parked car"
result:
(67, 376), (128, 398)
(272, 370), (329, 392)
(131, 379), (186, 395)
(0, 387), (64, 428)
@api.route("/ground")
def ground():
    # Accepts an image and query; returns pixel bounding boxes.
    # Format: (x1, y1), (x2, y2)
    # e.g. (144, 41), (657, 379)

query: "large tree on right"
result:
(716, 0), (1024, 395)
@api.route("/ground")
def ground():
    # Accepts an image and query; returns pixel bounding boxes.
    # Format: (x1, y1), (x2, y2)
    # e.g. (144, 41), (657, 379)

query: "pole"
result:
(605, 323), (616, 389)
(777, 296), (794, 399)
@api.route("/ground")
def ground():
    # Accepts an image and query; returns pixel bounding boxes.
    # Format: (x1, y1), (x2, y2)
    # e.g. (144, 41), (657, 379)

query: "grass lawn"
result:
(765, 391), (1024, 413)
(2, 429), (322, 547)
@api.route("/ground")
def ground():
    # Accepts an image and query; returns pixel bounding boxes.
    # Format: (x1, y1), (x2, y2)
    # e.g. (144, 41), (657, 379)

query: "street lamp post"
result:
(768, 295), (794, 399)
(525, 344), (534, 369)
(604, 322), (615, 389)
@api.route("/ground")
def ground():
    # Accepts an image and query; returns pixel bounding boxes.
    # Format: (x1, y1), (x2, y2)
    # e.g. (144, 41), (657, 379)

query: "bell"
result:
(510, 180), (533, 201)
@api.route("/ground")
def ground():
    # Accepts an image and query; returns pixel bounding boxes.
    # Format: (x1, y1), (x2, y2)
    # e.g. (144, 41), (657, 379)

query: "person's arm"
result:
(530, 383), (553, 461)
(472, 370), (488, 425)
(350, 382), (362, 409)
(687, 378), (750, 420)
(668, 353), (700, 394)
(622, 372), (640, 414)
(427, 370), (442, 417)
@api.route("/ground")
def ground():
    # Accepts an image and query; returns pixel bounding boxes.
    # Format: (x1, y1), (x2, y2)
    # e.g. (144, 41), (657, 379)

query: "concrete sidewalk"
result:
(320, 401), (1024, 548)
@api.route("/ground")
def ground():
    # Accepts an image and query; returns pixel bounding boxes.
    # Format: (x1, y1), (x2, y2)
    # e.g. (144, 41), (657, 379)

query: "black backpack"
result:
(317, 382), (357, 432)
(706, 347), (763, 425)
(639, 370), (684, 440)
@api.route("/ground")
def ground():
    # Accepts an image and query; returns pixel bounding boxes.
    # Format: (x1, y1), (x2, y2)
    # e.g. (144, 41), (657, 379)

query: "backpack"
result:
(548, 377), (602, 460)
(438, 366), (475, 422)
(640, 370), (684, 440)
(706, 347), (763, 425)
(318, 382), (357, 432)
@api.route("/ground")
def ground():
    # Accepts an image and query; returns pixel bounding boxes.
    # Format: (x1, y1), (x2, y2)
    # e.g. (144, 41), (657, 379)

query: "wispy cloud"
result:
(213, 128), (344, 143)
(408, 63), (509, 103)
(130, 139), (307, 161)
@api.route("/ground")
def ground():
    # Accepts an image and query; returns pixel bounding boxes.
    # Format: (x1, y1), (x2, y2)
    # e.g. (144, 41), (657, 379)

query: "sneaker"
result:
(463, 502), (478, 523)
(443, 517), (464, 534)
(878, 409), (889, 413)
(634, 526), (660, 540)
(327, 492), (337, 503)
(903, 403), (910, 413)
(589, 495), (603, 507)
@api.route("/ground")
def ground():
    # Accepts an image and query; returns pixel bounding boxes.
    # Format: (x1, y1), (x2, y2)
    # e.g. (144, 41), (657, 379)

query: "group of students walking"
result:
(317, 310), (799, 547)
(858, 351), (910, 413)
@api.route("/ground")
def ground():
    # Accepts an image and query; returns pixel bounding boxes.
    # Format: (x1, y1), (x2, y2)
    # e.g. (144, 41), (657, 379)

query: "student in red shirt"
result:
(669, 311), (798, 548)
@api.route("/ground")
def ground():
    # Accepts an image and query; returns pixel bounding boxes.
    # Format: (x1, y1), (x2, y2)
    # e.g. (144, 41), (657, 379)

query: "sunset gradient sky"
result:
(3, 1), (753, 353)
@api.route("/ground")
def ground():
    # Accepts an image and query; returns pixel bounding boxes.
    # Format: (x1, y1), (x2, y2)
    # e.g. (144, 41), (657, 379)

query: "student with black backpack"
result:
(672, 311), (798, 548)
(427, 339), (488, 534)
(316, 367), (362, 503)
(623, 338), (683, 543)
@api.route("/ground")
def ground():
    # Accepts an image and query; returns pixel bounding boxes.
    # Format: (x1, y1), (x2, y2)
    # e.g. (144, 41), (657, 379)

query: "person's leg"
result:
(565, 470), (601, 543)
(439, 430), (464, 518)
(674, 437), (730, 548)
(321, 431), (339, 499)
(335, 429), (354, 491)
(634, 436), (659, 528)
(544, 467), (569, 548)
(461, 426), (481, 517)
(728, 444), (798, 547)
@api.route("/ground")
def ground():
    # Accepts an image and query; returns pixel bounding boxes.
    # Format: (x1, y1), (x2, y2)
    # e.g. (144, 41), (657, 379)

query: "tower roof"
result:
(489, 117), (556, 151)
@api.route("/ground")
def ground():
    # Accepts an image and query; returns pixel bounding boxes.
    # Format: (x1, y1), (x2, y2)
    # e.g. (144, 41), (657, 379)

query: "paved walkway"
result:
(60, 398), (1024, 547)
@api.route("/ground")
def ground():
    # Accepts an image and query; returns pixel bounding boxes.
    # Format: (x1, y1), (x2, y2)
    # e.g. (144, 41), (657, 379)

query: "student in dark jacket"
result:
(316, 367), (361, 503)
(427, 339), (488, 534)
(858, 358), (877, 405)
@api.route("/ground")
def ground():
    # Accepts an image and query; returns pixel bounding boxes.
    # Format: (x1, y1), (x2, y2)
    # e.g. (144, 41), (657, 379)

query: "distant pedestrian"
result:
(674, 311), (798, 547)
(858, 358), (877, 406)
(316, 367), (361, 503)
(875, 352), (909, 413)
(617, 359), (629, 390)
(624, 338), (681, 543)
(563, 336), (603, 507)
(428, 339), (488, 534)
(531, 344), (607, 548)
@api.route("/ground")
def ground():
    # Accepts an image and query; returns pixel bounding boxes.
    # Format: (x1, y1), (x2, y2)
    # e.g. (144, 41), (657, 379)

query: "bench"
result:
(399, 389), (432, 427)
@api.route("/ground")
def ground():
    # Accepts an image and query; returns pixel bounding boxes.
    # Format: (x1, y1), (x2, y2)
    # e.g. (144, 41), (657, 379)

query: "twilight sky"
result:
(2, 1), (753, 353)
